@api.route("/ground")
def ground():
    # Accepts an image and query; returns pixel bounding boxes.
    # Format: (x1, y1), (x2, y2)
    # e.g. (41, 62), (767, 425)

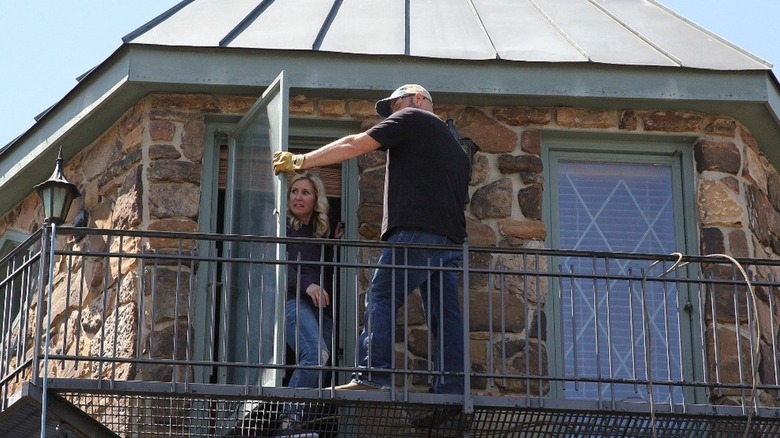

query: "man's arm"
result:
(300, 132), (381, 169)
(273, 132), (381, 174)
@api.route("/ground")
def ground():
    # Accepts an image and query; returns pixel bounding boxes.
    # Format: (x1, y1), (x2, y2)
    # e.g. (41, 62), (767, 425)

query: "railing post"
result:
(36, 223), (57, 438)
(462, 238), (472, 418)
(31, 230), (46, 386)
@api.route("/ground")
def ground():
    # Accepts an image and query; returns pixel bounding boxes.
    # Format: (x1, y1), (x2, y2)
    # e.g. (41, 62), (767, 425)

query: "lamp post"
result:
(32, 146), (80, 438)
(34, 147), (80, 225)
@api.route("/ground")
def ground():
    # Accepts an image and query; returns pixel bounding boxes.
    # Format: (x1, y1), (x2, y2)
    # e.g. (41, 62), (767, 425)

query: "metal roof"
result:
(126, 0), (771, 71)
(2, 0), (780, 217)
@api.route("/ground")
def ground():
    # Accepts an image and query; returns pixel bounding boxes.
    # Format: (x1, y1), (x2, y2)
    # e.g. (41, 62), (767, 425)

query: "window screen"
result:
(556, 160), (683, 403)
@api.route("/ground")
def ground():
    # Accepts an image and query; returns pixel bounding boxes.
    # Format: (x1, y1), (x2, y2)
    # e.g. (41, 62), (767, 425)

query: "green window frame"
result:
(193, 82), (362, 395)
(0, 230), (32, 340)
(543, 133), (703, 404)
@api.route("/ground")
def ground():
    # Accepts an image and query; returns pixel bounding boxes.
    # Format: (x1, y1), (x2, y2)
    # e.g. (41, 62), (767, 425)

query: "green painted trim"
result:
(4, 45), (780, 228)
(338, 157), (360, 381)
(542, 132), (703, 401)
(192, 111), (363, 385)
(288, 119), (362, 383)
(0, 229), (29, 253)
(191, 124), (231, 383)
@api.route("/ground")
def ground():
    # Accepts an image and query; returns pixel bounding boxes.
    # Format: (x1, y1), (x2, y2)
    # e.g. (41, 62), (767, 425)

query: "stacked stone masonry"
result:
(2, 93), (780, 420)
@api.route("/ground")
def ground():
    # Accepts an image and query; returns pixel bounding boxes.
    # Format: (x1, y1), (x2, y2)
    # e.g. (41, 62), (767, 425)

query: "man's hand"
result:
(272, 151), (304, 175)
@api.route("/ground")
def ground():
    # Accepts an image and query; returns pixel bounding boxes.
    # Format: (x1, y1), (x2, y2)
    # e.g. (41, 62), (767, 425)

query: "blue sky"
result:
(1, 0), (778, 147)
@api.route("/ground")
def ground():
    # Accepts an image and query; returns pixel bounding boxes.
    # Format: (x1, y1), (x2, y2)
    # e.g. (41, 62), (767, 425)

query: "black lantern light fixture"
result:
(446, 117), (480, 205)
(446, 117), (480, 170)
(34, 147), (81, 226)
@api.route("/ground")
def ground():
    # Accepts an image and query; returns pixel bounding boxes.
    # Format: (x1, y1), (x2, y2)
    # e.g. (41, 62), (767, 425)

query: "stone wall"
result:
(343, 102), (780, 399)
(0, 93), (258, 433)
(294, 97), (780, 401)
(2, 92), (780, 410)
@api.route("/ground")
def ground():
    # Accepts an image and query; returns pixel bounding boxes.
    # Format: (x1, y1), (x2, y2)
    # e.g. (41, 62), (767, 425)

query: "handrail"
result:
(0, 227), (778, 423)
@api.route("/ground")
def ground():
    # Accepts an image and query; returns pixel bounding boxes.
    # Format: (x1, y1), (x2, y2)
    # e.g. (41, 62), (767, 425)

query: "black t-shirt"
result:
(365, 108), (469, 243)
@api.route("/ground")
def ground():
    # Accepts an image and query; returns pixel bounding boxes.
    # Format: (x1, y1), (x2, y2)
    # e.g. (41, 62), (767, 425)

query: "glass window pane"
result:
(557, 160), (682, 402)
(222, 72), (288, 387)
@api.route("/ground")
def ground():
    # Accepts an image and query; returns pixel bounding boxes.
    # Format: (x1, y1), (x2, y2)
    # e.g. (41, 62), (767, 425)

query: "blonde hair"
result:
(287, 172), (331, 238)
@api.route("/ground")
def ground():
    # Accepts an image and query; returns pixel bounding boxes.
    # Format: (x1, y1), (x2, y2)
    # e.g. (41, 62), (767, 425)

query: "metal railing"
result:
(2, 226), (780, 436)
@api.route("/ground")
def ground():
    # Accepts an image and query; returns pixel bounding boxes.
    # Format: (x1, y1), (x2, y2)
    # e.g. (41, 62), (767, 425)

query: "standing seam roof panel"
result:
(317, 0), (406, 55)
(473, 0), (587, 62)
(125, 0), (772, 72)
(604, 0), (771, 69)
(409, 0), (496, 60)
(129, 0), (261, 47)
(533, 0), (679, 66)
(228, 0), (335, 49)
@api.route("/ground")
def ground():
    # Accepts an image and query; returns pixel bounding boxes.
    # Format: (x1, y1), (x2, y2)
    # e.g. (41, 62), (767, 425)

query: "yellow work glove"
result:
(272, 151), (305, 175)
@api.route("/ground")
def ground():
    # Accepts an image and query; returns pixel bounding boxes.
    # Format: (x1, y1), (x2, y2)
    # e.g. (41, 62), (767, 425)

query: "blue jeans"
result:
(282, 299), (333, 422)
(285, 299), (333, 389)
(354, 228), (465, 394)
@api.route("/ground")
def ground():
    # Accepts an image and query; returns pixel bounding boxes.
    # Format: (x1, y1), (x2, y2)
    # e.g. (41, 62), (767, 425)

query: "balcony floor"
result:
(1, 379), (773, 437)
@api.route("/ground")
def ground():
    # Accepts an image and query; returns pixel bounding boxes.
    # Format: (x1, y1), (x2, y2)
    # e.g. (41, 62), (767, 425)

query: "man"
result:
(273, 84), (469, 396)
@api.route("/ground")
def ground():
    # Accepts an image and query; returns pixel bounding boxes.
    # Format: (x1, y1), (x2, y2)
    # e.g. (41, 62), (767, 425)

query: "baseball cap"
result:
(375, 84), (433, 118)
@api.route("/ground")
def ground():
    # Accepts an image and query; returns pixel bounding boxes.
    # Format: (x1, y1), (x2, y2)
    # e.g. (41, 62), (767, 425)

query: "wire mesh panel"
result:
(61, 393), (472, 437)
(60, 392), (780, 438)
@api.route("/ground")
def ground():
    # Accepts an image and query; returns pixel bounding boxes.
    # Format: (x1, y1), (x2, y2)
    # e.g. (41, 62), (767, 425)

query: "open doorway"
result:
(281, 146), (343, 387)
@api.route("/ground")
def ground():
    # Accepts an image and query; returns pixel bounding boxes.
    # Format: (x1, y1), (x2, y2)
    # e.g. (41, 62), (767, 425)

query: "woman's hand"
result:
(334, 221), (344, 239)
(306, 283), (330, 308)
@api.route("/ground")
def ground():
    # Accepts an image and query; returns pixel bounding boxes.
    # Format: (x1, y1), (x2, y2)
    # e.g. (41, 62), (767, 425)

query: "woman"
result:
(279, 172), (342, 434)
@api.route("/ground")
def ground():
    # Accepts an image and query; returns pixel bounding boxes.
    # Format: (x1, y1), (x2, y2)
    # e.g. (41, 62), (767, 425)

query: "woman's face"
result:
(289, 178), (317, 223)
